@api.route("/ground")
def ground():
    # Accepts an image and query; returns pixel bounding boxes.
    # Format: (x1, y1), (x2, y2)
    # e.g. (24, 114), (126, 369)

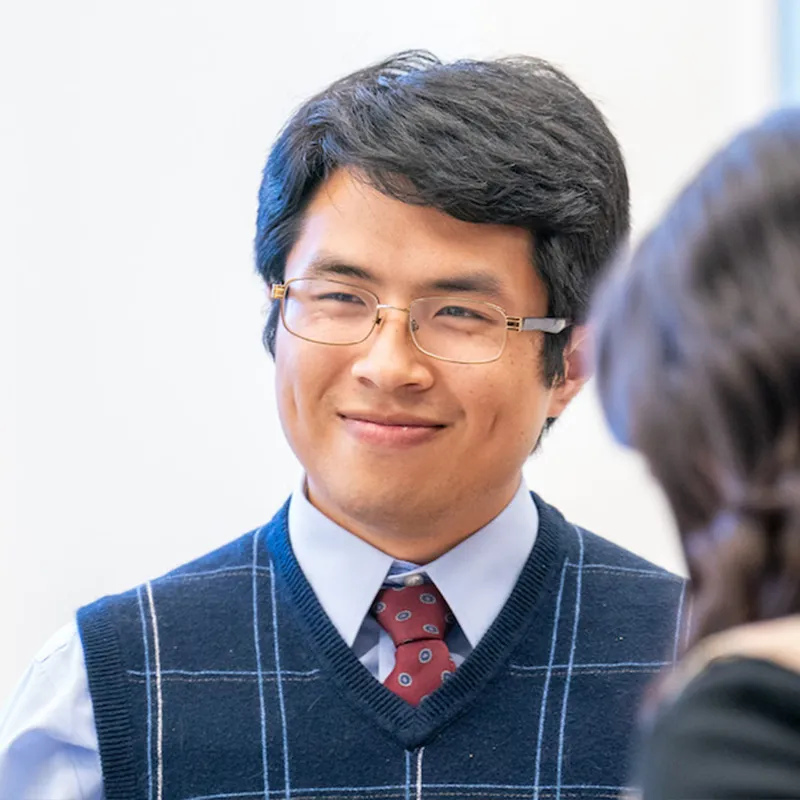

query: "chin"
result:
(332, 475), (432, 517)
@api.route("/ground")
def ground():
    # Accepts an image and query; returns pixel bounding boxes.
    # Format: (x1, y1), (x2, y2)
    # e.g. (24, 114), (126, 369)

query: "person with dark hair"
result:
(593, 108), (800, 799)
(1, 51), (683, 799)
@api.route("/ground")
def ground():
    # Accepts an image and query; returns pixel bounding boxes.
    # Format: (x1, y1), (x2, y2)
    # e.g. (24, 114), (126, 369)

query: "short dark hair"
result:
(593, 109), (800, 647)
(255, 50), (629, 384)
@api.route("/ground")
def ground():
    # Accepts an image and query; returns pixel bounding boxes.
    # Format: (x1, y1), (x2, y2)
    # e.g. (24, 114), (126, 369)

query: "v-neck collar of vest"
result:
(265, 492), (571, 750)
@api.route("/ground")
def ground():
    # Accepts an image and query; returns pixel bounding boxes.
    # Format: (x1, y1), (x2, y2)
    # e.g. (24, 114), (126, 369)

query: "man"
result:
(0, 51), (685, 799)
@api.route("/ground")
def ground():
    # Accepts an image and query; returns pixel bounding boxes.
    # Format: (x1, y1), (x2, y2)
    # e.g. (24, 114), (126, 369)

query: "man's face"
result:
(275, 169), (578, 541)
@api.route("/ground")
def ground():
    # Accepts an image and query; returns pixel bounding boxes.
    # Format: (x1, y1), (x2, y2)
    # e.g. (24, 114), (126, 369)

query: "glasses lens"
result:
(281, 279), (376, 345)
(410, 297), (506, 363)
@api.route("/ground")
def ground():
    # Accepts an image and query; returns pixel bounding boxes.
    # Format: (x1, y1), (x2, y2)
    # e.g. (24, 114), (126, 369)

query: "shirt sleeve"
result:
(0, 620), (104, 800)
(639, 657), (800, 800)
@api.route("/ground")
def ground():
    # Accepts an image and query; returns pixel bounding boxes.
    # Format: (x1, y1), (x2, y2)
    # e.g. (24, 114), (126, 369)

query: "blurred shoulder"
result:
(642, 633), (800, 800)
(668, 615), (800, 696)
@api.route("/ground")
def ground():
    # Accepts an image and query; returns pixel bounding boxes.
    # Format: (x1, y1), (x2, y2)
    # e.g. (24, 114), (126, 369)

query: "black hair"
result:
(255, 50), (629, 384)
(593, 108), (800, 647)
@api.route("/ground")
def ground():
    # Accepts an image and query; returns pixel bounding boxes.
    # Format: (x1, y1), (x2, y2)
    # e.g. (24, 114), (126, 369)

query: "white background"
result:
(1, 0), (777, 701)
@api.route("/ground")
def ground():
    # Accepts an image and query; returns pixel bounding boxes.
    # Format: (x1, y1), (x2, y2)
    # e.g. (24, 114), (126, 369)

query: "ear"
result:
(545, 324), (592, 419)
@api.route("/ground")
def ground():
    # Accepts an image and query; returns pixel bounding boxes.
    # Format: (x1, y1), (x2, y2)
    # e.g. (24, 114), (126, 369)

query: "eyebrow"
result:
(303, 258), (376, 283)
(423, 271), (504, 297)
(302, 257), (505, 298)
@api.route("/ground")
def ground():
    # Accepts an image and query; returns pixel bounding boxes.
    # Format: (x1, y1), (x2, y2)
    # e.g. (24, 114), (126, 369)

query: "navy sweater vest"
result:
(78, 494), (685, 800)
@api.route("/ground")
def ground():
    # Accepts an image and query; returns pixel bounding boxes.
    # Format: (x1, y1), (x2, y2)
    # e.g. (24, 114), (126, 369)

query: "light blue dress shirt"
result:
(0, 480), (538, 799)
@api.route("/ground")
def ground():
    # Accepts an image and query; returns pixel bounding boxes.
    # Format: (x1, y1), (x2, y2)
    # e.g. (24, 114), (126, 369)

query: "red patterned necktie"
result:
(371, 582), (457, 705)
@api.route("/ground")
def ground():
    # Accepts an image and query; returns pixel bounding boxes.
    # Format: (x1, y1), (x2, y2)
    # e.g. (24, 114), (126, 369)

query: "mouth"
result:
(338, 413), (447, 447)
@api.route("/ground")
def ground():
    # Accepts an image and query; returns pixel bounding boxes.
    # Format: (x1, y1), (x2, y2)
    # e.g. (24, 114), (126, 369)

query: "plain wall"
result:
(1, 0), (777, 701)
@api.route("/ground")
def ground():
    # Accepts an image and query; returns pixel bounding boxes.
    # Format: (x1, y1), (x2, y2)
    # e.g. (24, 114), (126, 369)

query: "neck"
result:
(305, 476), (522, 563)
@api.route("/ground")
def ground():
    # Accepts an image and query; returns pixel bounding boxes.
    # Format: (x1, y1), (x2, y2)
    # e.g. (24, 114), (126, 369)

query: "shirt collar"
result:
(288, 478), (538, 649)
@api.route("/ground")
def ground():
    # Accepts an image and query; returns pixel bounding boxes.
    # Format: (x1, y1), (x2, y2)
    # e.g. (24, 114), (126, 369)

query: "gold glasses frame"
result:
(271, 277), (571, 364)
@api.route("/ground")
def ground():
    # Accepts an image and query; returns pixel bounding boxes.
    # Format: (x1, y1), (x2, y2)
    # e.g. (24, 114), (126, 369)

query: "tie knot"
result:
(371, 583), (454, 646)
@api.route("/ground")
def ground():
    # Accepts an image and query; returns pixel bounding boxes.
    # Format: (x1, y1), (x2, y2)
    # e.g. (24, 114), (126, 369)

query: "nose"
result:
(350, 306), (435, 392)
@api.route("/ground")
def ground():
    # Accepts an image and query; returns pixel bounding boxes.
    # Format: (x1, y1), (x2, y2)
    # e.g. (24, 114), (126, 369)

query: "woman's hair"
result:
(593, 109), (800, 649)
(255, 50), (629, 385)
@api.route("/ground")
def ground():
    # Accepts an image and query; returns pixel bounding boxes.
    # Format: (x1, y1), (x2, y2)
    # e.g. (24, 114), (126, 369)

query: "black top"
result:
(640, 657), (800, 800)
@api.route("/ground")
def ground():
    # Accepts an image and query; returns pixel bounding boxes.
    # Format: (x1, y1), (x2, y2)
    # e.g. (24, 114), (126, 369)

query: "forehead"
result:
(284, 169), (540, 298)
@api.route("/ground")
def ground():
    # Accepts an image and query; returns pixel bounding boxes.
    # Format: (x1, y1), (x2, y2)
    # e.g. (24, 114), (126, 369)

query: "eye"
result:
(316, 291), (368, 306)
(436, 305), (489, 321)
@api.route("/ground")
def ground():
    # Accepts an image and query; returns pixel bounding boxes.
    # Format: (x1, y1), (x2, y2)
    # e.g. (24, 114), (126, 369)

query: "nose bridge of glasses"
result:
(372, 303), (425, 348)
(375, 303), (411, 316)
(374, 303), (411, 326)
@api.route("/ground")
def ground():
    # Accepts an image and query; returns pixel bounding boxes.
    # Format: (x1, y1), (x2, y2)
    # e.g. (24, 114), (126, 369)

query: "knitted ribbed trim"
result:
(77, 599), (139, 799)
(267, 492), (572, 749)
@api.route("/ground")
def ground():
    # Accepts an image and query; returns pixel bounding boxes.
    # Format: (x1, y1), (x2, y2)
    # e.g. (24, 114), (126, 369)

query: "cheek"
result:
(466, 357), (548, 442)
(274, 337), (317, 430)
(274, 337), (344, 428)
(273, 349), (299, 444)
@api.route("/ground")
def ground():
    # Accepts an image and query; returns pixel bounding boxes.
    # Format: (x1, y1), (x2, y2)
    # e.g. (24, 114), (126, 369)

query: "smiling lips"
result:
(339, 413), (446, 447)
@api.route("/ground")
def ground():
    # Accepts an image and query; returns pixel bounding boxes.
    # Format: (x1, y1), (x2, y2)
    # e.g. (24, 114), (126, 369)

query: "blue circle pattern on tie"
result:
(423, 623), (439, 634)
(398, 673), (413, 687)
(419, 648), (433, 663)
(395, 610), (412, 622)
(420, 593), (437, 604)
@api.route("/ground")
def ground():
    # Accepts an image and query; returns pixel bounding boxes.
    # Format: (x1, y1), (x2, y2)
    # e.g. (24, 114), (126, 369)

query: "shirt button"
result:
(404, 574), (424, 587)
